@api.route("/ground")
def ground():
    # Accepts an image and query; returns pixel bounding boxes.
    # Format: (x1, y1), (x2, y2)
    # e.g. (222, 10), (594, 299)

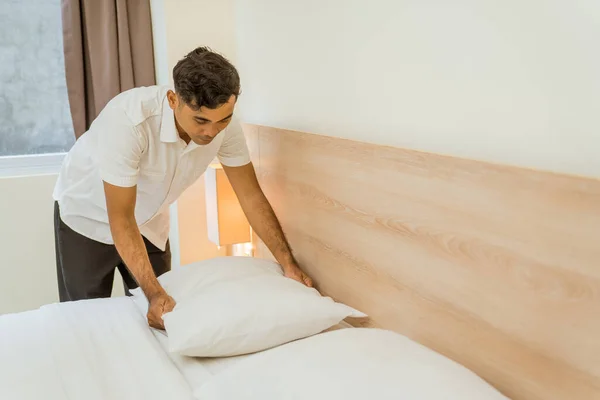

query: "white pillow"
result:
(132, 257), (365, 357)
(194, 328), (509, 400)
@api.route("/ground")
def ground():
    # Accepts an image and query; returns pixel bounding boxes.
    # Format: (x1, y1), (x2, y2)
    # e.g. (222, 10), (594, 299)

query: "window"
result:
(0, 0), (74, 157)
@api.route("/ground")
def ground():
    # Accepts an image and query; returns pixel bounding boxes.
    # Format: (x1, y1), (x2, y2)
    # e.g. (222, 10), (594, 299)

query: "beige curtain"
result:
(61, 0), (156, 138)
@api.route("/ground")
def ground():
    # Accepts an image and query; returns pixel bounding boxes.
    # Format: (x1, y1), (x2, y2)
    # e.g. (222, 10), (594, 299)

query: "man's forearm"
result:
(109, 215), (164, 299)
(242, 192), (296, 267)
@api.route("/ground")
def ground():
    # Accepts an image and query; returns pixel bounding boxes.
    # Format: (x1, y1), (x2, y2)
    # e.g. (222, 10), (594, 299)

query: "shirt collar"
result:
(159, 95), (179, 143)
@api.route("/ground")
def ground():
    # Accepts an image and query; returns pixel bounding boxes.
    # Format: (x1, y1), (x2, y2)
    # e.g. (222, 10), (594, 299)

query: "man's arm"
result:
(103, 182), (175, 329)
(222, 163), (313, 287)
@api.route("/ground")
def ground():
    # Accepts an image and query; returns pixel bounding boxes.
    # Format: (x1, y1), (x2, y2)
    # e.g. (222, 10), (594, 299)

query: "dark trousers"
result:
(53, 202), (171, 302)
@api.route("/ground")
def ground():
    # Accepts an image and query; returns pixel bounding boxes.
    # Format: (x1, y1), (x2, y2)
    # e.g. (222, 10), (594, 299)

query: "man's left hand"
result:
(282, 263), (314, 288)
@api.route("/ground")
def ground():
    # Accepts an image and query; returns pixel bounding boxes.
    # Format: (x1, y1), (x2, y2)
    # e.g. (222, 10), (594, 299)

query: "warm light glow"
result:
(243, 242), (254, 257)
(205, 164), (251, 246)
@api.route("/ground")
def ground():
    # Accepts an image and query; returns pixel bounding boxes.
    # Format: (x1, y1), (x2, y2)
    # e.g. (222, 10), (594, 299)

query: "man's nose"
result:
(206, 124), (220, 138)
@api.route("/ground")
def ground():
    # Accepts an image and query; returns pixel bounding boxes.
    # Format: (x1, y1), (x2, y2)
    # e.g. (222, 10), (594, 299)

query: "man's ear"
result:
(167, 90), (178, 110)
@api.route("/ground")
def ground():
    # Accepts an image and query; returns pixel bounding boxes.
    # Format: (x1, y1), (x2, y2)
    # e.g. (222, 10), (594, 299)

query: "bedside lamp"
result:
(205, 163), (253, 256)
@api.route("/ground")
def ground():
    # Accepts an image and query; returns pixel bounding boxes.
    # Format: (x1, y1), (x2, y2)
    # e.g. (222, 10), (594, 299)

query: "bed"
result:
(1, 124), (598, 400)
(0, 286), (504, 400)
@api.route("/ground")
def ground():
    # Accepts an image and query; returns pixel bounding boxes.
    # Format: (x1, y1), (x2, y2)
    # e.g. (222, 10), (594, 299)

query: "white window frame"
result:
(0, 153), (66, 178)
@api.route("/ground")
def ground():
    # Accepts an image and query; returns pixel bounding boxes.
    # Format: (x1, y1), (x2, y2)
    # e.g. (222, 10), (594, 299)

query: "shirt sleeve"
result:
(96, 107), (146, 188)
(217, 117), (251, 167)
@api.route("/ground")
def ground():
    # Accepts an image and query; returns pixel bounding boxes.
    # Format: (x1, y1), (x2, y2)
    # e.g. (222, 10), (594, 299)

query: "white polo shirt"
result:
(53, 85), (250, 251)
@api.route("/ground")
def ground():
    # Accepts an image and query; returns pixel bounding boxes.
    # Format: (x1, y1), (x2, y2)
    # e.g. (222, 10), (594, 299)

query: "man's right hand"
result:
(103, 181), (176, 331)
(147, 292), (176, 330)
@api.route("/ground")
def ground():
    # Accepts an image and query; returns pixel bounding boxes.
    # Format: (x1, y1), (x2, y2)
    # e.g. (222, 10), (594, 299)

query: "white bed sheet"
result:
(150, 329), (254, 389)
(0, 297), (193, 400)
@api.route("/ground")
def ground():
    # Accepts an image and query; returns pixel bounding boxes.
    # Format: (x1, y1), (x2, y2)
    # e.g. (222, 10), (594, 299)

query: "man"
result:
(53, 47), (312, 330)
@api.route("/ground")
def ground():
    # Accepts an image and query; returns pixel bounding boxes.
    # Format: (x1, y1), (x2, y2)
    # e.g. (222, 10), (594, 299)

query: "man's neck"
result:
(174, 115), (191, 144)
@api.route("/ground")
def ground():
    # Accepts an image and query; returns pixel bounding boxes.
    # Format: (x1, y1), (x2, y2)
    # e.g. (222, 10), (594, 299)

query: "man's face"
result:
(167, 90), (236, 145)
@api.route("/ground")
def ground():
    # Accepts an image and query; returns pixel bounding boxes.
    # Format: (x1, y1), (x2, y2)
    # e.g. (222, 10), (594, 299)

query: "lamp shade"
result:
(205, 163), (251, 246)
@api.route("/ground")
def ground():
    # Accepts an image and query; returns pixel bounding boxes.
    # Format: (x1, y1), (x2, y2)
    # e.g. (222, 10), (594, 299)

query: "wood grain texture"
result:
(243, 124), (600, 400)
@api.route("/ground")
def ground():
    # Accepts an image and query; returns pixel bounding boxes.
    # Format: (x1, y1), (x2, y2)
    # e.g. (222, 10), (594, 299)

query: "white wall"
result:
(233, 0), (600, 178)
(0, 173), (125, 314)
(163, 0), (237, 65)
(0, 175), (59, 314)
(0, 172), (126, 314)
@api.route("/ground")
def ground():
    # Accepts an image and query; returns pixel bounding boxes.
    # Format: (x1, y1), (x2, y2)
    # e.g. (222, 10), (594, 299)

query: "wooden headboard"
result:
(242, 124), (600, 400)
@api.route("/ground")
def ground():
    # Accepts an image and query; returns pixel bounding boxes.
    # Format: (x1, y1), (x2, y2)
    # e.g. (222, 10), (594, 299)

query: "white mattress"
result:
(0, 297), (193, 400)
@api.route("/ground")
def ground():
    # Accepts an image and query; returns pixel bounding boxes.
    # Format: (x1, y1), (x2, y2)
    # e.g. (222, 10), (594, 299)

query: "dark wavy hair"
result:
(173, 47), (241, 110)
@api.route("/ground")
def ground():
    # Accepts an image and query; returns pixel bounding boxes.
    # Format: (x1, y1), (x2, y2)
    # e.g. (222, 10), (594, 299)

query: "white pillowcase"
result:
(132, 257), (365, 357)
(194, 328), (509, 400)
